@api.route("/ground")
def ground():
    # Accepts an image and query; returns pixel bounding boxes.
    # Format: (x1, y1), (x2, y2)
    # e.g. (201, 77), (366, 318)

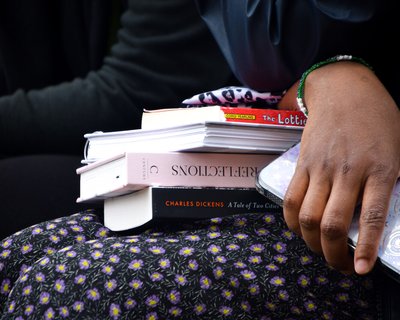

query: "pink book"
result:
(76, 151), (278, 202)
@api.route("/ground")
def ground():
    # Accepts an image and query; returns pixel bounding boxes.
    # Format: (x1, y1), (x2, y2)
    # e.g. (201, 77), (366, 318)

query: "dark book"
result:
(103, 186), (281, 231)
(256, 142), (400, 279)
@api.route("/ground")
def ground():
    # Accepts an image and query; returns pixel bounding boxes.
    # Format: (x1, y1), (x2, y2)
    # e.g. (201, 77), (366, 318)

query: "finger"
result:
(298, 176), (331, 255)
(320, 178), (361, 274)
(354, 175), (396, 275)
(283, 166), (309, 237)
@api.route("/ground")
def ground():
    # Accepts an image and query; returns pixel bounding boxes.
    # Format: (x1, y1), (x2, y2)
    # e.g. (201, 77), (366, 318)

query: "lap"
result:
(0, 211), (378, 319)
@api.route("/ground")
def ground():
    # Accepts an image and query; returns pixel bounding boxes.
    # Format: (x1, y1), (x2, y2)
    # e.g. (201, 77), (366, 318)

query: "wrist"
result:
(297, 55), (373, 117)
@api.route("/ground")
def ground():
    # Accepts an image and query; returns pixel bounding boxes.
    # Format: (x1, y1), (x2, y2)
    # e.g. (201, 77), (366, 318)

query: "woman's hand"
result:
(279, 61), (400, 274)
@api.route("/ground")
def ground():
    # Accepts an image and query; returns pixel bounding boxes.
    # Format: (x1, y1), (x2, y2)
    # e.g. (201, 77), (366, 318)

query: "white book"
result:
(83, 121), (303, 163)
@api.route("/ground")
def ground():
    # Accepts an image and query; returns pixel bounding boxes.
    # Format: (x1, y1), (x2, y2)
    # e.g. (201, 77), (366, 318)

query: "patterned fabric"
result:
(182, 86), (284, 108)
(0, 210), (378, 319)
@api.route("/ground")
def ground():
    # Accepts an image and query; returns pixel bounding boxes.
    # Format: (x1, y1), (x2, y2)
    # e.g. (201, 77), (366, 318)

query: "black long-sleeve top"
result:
(195, 0), (400, 105)
(0, 0), (233, 155)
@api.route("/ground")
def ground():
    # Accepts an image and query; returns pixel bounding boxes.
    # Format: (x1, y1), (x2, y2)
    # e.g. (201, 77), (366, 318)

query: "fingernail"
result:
(355, 258), (370, 275)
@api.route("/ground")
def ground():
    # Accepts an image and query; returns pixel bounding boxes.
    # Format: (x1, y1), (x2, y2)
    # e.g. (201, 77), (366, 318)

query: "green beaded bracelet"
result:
(296, 55), (373, 117)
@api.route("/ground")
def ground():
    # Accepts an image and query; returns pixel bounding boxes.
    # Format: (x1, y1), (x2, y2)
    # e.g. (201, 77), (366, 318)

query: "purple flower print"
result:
(56, 264), (67, 273)
(129, 259), (144, 270)
(22, 285), (32, 296)
(297, 275), (310, 288)
(194, 304), (207, 315)
(200, 276), (212, 289)
(105, 279), (117, 292)
(44, 307), (55, 319)
(270, 276), (285, 286)
(226, 244), (240, 251)
(21, 243), (33, 254)
(129, 279), (143, 290)
(248, 284), (260, 295)
(1, 279), (11, 294)
(109, 255), (120, 263)
(102, 265), (115, 275)
(159, 258), (170, 269)
(273, 242), (287, 253)
(87, 288), (101, 301)
(124, 298), (137, 310)
(221, 289), (234, 300)
(73, 301), (84, 312)
(145, 295), (160, 308)
(129, 246), (141, 254)
(185, 235), (201, 241)
(263, 214), (275, 224)
(148, 246), (165, 254)
(40, 292), (51, 305)
(207, 244), (221, 255)
(54, 279), (65, 293)
(169, 306), (182, 317)
(74, 275), (86, 285)
(79, 259), (91, 270)
(150, 272), (163, 282)
(219, 306), (233, 317)
(24, 304), (35, 316)
(240, 270), (256, 281)
(188, 259), (198, 270)
(179, 247), (195, 256)
(109, 303), (121, 319)
(175, 274), (187, 286)
(168, 290), (181, 304)
(207, 231), (221, 239)
(241, 301), (251, 312)
(91, 250), (104, 260)
(255, 228), (269, 236)
(59, 306), (70, 318)
(213, 267), (224, 279)
(304, 300), (317, 311)
(95, 227), (109, 238)
(70, 225), (83, 232)
(278, 290), (289, 301)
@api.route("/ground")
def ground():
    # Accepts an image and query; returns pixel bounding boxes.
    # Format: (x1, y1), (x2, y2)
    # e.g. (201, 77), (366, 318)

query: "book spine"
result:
(78, 153), (278, 201)
(151, 187), (282, 220)
(221, 107), (307, 127)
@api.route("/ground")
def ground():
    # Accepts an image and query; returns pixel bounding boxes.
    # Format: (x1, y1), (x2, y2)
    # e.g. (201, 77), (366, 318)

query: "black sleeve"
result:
(195, 0), (380, 92)
(0, 0), (233, 155)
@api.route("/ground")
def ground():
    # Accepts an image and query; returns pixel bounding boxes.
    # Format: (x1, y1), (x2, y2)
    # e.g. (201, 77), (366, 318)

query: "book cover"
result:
(83, 121), (303, 163)
(77, 151), (278, 202)
(104, 186), (282, 231)
(142, 106), (307, 129)
(255, 142), (400, 278)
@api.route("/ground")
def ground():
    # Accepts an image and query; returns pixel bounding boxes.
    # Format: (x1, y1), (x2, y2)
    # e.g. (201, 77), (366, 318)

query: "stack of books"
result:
(77, 106), (306, 231)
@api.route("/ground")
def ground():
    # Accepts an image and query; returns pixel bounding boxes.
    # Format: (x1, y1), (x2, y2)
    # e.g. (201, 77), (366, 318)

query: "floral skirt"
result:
(0, 209), (378, 319)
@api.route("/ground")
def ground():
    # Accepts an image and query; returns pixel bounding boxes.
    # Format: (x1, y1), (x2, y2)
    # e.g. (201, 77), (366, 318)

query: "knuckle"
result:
(360, 206), (386, 229)
(320, 218), (347, 241)
(340, 160), (352, 175)
(299, 213), (320, 231)
(369, 163), (397, 182)
(283, 190), (302, 212)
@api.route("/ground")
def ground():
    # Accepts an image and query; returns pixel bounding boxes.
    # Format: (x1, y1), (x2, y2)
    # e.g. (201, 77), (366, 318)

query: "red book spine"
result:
(220, 107), (307, 127)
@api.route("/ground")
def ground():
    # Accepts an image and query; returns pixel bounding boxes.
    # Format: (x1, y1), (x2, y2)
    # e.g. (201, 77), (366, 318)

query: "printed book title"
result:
(165, 200), (279, 210)
(170, 165), (259, 177)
